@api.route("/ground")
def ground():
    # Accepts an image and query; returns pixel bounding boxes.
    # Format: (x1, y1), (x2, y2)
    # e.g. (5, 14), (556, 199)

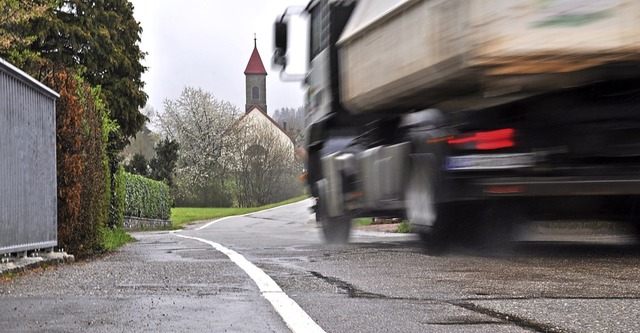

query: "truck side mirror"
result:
(275, 21), (288, 50)
(273, 21), (288, 68)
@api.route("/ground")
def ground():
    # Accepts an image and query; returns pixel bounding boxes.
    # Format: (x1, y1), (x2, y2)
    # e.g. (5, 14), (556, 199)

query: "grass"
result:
(353, 217), (415, 233)
(352, 218), (374, 227)
(171, 195), (309, 229)
(1, 272), (18, 282)
(395, 221), (415, 233)
(102, 227), (136, 251)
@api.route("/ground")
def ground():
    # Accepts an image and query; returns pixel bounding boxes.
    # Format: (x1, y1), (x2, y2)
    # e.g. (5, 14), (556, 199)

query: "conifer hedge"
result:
(123, 173), (172, 220)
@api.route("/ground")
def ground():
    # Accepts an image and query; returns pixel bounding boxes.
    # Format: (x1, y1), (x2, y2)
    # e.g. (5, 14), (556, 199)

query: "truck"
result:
(272, 0), (640, 249)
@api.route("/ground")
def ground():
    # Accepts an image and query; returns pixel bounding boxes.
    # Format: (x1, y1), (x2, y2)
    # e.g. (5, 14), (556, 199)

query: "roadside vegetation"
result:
(171, 195), (308, 229)
(395, 221), (415, 233)
(102, 228), (135, 250)
(352, 218), (415, 233)
(1, 272), (18, 282)
(353, 218), (374, 227)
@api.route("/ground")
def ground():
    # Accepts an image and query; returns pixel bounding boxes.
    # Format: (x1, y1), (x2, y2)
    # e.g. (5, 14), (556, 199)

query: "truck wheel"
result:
(405, 163), (456, 252)
(320, 214), (351, 244)
(315, 180), (351, 244)
(472, 202), (518, 253)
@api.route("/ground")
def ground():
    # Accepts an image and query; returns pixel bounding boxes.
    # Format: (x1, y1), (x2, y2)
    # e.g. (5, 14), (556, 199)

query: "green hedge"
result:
(124, 172), (172, 220)
(110, 166), (126, 227)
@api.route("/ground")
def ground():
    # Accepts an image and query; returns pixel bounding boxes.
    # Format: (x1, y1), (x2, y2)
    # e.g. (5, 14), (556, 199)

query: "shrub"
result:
(110, 166), (126, 227)
(47, 69), (111, 257)
(124, 172), (172, 220)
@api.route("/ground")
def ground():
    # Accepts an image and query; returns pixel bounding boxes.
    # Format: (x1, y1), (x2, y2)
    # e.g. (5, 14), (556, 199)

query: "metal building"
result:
(1, 57), (59, 255)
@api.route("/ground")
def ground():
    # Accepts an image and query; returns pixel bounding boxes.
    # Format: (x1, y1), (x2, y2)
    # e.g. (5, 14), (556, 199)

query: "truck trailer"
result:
(273, 0), (640, 249)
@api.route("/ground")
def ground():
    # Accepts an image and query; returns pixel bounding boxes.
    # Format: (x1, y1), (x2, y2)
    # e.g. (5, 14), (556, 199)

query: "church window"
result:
(252, 86), (260, 99)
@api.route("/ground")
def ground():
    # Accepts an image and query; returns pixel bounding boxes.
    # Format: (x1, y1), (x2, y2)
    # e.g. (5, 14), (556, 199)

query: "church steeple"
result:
(245, 35), (267, 113)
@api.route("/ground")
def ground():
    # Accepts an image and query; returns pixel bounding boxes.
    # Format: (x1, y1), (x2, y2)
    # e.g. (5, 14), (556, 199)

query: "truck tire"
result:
(316, 181), (351, 244)
(405, 163), (456, 252)
(472, 202), (518, 253)
(320, 214), (351, 244)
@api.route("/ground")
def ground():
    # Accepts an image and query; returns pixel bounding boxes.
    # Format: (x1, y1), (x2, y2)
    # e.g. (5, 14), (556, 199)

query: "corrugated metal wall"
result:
(1, 58), (59, 255)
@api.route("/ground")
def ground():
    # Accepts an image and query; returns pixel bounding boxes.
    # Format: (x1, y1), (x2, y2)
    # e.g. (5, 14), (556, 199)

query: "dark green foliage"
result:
(124, 172), (172, 220)
(109, 165), (126, 228)
(126, 153), (148, 176)
(0, 0), (55, 52)
(26, 0), (148, 145)
(149, 139), (179, 186)
(77, 78), (111, 254)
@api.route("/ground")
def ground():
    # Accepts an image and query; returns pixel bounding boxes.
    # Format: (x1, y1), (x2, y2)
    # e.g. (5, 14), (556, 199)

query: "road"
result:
(2, 198), (640, 332)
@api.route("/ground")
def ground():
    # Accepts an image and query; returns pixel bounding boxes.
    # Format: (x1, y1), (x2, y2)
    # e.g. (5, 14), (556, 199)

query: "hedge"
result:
(110, 166), (126, 227)
(124, 172), (172, 220)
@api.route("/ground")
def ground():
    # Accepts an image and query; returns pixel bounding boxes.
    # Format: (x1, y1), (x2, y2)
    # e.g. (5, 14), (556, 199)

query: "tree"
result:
(125, 153), (148, 176)
(155, 86), (241, 206)
(227, 120), (303, 207)
(272, 106), (305, 144)
(0, 0), (53, 50)
(23, 0), (148, 145)
(0, 0), (55, 75)
(149, 138), (179, 187)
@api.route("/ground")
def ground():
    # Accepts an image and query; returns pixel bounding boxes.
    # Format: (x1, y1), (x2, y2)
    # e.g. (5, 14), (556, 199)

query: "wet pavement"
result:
(2, 199), (640, 332)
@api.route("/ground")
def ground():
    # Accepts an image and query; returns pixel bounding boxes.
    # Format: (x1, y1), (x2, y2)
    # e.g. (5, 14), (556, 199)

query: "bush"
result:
(124, 172), (172, 220)
(110, 166), (126, 227)
(47, 70), (111, 257)
(173, 181), (233, 208)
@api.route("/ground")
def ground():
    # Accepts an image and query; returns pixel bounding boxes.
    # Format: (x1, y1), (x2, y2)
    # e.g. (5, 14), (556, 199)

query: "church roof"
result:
(244, 39), (267, 75)
(238, 105), (292, 141)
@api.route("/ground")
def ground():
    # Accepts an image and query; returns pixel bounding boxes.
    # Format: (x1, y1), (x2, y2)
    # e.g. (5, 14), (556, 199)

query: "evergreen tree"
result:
(149, 139), (179, 187)
(26, 0), (148, 146)
(126, 153), (148, 176)
(0, 0), (54, 52)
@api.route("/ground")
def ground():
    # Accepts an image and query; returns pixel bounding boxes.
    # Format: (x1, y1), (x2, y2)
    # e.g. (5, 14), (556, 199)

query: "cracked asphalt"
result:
(2, 198), (640, 332)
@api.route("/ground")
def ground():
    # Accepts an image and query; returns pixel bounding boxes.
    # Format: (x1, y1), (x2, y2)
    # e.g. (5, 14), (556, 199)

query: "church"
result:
(224, 38), (301, 206)
(235, 37), (294, 151)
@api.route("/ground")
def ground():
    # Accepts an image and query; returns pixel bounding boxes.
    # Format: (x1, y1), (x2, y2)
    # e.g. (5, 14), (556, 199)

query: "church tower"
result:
(244, 36), (267, 113)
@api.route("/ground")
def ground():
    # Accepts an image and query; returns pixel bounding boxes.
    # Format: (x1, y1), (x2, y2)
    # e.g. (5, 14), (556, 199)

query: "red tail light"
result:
(448, 128), (515, 150)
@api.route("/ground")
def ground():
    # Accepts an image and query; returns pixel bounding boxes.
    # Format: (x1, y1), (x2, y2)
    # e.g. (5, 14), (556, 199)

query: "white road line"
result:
(173, 233), (326, 333)
(196, 199), (312, 231)
(196, 216), (235, 231)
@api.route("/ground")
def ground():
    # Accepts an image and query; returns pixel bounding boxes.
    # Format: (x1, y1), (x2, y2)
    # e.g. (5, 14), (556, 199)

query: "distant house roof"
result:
(244, 39), (268, 75)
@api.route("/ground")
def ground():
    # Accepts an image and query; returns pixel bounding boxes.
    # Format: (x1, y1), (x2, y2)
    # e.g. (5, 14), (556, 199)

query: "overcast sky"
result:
(130, 0), (310, 116)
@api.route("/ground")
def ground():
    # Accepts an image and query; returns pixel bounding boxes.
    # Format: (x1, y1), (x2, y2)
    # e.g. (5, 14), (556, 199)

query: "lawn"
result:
(171, 195), (309, 229)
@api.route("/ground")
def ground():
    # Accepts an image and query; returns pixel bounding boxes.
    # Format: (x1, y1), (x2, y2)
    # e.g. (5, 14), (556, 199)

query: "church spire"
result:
(245, 35), (267, 113)
(244, 35), (267, 75)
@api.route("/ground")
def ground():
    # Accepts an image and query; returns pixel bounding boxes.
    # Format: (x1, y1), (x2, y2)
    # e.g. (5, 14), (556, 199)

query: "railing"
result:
(0, 58), (59, 255)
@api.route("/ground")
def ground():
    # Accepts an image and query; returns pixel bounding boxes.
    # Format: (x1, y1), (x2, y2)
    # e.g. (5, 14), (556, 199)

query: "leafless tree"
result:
(225, 120), (303, 207)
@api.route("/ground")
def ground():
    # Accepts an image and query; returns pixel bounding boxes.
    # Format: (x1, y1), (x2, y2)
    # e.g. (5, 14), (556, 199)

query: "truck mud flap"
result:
(359, 142), (410, 210)
(320, 152), (355, 217)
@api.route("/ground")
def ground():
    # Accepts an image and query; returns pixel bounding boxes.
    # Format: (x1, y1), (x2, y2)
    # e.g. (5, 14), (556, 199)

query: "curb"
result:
(0, 252), (75, 276)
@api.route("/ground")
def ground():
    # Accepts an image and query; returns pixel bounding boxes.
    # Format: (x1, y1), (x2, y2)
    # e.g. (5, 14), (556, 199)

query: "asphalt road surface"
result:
(2, 198), (640, 332)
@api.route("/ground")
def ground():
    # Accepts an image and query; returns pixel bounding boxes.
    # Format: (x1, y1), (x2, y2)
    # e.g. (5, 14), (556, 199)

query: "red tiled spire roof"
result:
(244, 37), (267, 75)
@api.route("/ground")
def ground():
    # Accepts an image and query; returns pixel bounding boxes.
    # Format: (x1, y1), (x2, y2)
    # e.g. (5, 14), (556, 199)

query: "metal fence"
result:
(1, 58), (59, 255)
